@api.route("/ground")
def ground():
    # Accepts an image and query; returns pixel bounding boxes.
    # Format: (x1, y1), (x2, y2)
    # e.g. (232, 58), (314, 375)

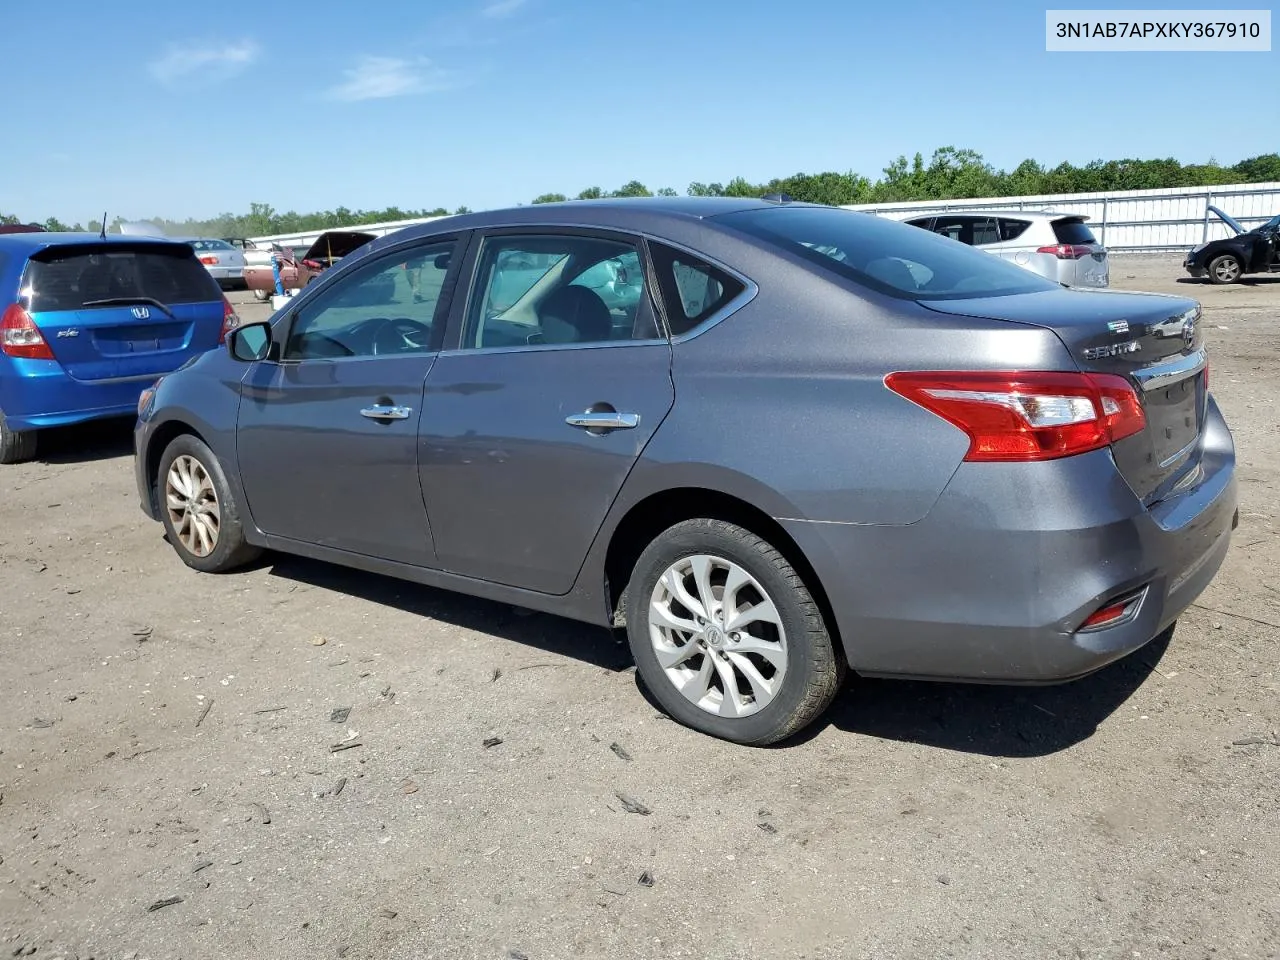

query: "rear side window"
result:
(719, 206), (1059, 301)
(998, 218), (1032, 241)
(647, 242), (746, 336)
(23, 244), (220, 312)
(1052, 219), (1097, 245)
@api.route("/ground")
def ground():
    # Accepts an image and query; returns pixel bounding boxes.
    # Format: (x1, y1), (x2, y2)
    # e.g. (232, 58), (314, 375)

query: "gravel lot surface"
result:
(1, 254), (1277, 960)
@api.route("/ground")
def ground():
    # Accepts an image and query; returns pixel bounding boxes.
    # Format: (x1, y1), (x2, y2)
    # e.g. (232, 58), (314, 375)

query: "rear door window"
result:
(24, 244), (220, 312)
(971, 217), (999, 245)
(1052, 219), (1098, 245)
(998, 218), (1032, 242)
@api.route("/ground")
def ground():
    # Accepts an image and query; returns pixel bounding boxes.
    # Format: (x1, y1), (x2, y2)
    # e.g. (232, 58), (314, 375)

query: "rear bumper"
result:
(784, 396), (1237, 683)
(0, 362), (157, 430)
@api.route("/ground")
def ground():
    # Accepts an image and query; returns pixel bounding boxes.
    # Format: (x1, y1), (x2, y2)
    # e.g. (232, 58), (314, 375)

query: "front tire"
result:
(625, 519), (845, 745)
(0, 414), (37, 465)
(1208, 254), (1243, 284)
(156, 434), (261, 573)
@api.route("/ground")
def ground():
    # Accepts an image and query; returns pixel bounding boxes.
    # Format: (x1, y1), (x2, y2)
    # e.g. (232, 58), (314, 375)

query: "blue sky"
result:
(4, 0), (1276, 223)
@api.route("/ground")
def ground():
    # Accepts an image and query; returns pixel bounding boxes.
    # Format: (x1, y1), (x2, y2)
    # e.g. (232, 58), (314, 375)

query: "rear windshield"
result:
(718, 206), (1059, 300)
(1051, 218), (1098, 245)
(23, 244), (220, 313)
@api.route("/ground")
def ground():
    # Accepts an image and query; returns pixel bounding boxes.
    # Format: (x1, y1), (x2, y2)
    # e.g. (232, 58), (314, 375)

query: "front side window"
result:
(283, 241), (455, 360)
(718, 206), (1059, 301)
(463, 234), (659, 349)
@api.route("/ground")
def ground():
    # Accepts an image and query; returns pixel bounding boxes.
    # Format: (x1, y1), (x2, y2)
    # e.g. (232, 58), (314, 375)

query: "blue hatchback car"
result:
(0, 232), (239, 463)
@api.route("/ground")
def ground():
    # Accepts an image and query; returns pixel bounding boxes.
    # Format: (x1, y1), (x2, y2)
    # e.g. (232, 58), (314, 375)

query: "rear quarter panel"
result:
(632, 253), (1078, 526)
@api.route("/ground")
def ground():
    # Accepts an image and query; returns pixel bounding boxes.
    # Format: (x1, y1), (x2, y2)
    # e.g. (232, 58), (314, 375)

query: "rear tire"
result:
(1208, 254), (1243, 285)
(156, 433), (261, 573)
(0, 414), (37, 465)
(252, 288), (271, 302)
(625, 518), (845, 746)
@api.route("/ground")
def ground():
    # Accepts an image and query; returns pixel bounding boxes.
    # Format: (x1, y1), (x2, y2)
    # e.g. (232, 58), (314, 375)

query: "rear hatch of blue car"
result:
(20, 241), (232, 381)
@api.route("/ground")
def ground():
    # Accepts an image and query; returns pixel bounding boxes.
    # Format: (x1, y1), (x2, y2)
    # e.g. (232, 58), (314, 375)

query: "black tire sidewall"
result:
(156, 434), (251, 573)
(626, 520), (830, 745)
(0, 413), (36, 465)
(1208, 254), (1241, 284)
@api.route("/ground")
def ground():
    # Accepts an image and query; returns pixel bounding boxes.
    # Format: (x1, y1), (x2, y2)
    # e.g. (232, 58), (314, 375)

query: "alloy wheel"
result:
(165, 455), (221, 557)
(1213, 258), (1240, 282)
(648, 554), (788, 719)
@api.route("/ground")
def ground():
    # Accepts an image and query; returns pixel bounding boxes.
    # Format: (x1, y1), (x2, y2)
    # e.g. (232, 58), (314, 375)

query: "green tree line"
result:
(5, 147), (1278, 237)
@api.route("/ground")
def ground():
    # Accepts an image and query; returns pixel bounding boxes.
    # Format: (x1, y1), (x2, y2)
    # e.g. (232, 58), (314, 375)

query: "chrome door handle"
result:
(360, 404), (412, 420)
(565, 411), (640, 430)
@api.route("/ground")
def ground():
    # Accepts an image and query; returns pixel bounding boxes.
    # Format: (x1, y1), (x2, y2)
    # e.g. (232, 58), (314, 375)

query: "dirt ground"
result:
(1, 254), (1277, 960)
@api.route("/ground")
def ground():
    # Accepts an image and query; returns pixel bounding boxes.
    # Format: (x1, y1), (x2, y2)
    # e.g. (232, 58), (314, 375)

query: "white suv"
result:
(900, 211), (1110, 288)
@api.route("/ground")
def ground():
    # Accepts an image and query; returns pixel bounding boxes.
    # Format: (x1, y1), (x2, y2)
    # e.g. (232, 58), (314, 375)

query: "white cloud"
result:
(482, 0), (526, 19)
(149, 39), (259, 84)
(325, 56), (452, 102)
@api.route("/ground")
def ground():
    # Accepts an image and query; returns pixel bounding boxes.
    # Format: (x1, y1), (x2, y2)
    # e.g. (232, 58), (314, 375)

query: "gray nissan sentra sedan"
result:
(133, 197), (1238, 745)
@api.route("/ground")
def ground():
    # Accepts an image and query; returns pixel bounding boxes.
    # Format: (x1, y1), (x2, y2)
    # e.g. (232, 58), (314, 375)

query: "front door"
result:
(236, 237), (463, 566)
(419, 228), (674, 594)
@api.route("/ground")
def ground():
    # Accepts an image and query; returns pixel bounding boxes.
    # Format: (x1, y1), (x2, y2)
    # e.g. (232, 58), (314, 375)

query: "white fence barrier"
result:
(247, 182), (1280, 254)
(844, 181), (1280, 252)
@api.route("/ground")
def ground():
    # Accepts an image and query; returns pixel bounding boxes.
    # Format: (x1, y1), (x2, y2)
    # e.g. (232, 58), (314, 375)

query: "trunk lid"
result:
(921, 288), (1207, 502)
(22, 241), (227, 382)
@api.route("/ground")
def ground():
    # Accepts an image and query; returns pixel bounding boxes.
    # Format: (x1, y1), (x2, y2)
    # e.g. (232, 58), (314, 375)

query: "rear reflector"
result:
(884, 370), (1146, 462)
(1079, 588), (1146, 632)
(219, 297), (241, 344)
(1, 303), (54, 359)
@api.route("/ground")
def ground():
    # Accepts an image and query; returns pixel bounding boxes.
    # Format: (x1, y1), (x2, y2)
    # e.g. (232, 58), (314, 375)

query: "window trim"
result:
(440, 225), (669, 356)
(269, 233), (469, 364)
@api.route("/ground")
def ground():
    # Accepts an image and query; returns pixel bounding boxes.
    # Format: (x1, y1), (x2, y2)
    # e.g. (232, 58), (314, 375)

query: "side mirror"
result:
(227, 321), (273, 362)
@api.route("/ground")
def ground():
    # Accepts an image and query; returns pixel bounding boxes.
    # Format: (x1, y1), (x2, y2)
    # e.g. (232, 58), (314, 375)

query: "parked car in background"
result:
(181, 237), (246, 289)
(133, 197), (1235, 746)
(0, 232), (240, 463)
(901, 211), (1110, 288)
(0, 224), (47, 235)
(241, 230), (375, 301)
(1183, 206), (1280, 284)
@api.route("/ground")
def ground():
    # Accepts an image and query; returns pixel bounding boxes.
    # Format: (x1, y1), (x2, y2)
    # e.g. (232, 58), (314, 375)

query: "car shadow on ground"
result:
(33, 417), (135, 465)
(787, 627), (1173, 758)
(264, 552), (1171, 758)
(1176, 275), (1280, 286)
(262, 554), (633, 672)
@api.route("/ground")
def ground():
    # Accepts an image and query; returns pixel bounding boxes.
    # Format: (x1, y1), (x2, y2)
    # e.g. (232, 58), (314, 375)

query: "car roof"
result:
(385, 196), (823, 242)
(0, 231), (192, 255)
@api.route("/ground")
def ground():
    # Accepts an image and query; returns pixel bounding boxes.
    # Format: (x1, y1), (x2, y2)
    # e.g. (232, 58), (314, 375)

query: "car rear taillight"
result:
(1, 303), (54, 359)
(200, 255), (219, 265)
(1036, 244), (1094, 260)
(884, 371), (1146, 462)
(219, 297), (241, 344)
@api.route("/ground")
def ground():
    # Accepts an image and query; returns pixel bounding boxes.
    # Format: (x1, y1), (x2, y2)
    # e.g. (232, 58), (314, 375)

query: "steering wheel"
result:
(371, 317), (433, 355)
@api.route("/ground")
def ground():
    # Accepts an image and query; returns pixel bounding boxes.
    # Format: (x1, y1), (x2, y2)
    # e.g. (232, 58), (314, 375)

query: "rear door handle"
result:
(360, 404), (412, 421)
(565, 411), (640, 431)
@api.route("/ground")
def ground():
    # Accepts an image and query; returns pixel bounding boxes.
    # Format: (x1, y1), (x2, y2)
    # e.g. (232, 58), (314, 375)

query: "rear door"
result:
(23, 242), (227, 381)
(418, 227), (674, 594)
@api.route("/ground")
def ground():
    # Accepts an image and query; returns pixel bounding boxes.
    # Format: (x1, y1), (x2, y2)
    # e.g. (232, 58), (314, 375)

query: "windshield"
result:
(718, 206), (1060, 300)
